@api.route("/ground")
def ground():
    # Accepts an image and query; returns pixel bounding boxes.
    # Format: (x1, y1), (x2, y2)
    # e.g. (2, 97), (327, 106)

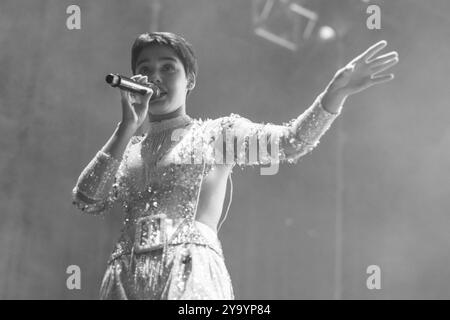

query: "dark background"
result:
(1, 0), (450, 299)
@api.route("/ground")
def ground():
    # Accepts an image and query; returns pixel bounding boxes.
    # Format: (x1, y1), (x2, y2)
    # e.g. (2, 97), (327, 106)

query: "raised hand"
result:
(120, 74), (154, 129)
(328, 40), (399, 97)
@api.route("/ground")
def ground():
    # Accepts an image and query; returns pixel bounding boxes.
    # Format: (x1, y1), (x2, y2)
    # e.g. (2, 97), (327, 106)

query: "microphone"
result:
(105, 73), (161, 99)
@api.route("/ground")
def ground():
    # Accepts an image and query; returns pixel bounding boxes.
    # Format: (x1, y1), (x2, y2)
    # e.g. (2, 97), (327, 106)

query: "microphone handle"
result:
(105, 74), (160, 97)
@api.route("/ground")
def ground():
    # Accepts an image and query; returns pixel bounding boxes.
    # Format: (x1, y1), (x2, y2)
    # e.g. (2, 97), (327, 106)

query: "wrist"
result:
(117, 121), (138, 135)
(320, 87), (347, 114)
(325, 81), (348, 99)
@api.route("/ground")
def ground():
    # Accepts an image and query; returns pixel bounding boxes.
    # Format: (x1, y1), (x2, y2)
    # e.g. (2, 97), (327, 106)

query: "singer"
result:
(72, 32), (398, 299)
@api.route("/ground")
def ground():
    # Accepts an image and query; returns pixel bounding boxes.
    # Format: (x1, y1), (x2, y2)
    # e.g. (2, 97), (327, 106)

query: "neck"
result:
(149, 106), (185, 122)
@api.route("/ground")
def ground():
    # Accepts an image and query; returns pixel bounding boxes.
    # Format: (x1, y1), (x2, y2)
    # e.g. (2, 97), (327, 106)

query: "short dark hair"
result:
(131, 32), (198, 80)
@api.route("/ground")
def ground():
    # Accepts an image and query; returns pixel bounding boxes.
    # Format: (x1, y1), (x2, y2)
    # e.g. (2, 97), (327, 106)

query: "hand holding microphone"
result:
(105, 73), (161, 98)
(106, 74), (159, 129)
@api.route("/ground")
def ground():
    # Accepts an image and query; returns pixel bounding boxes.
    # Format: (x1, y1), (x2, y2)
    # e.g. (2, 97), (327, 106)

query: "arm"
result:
(72, 74), (154, 215)
(72, 121), (136, 215)
(206, 93), (340, 169)
(207, 40), (398, 170)
(288, 40), (398, 164)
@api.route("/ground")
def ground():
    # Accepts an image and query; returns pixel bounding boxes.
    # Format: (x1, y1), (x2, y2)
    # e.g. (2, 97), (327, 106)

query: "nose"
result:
(148, 73), (162, 85)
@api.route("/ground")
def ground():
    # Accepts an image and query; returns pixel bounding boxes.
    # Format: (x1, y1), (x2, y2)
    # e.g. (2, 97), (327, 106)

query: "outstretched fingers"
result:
(369, 57), (399, 75)
(369, 73), (395, 86)
(360, 40), (388, 63)
(368, 51), (398, 65)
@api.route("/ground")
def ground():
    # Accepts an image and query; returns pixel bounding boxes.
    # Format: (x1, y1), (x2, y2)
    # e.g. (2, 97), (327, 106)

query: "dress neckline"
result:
(145, 113), (193, 135)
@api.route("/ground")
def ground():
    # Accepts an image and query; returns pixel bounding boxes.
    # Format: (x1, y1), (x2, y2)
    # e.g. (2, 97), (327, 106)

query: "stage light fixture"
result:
(252, 0), (318, 51)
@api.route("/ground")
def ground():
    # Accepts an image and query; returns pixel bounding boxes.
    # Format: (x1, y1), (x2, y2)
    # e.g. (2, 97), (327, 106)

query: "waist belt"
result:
(106, 214), (224, 263)
(134, 213), (168, 253)
(107, 214), (223, 264)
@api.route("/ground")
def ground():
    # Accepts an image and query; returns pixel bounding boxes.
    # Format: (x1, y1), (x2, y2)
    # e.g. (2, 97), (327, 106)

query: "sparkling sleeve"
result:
(71, 150), (121, 215)
(278, 94), (342, 164)
(205, 94), (342, 168)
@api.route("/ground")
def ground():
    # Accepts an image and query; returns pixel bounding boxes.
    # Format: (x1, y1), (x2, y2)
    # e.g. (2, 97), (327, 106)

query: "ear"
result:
(187, 73), (196, 90)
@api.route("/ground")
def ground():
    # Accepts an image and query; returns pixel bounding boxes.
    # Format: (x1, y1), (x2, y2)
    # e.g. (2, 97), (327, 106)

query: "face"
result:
(134, 45), (194, 115)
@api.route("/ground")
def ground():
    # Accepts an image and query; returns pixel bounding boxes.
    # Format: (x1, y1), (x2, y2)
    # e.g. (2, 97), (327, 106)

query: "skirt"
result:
(99, 221), (234, 300)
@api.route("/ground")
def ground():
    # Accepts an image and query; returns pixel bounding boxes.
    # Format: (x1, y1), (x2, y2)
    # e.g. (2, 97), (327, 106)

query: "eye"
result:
(139, 66), (150, 74)
(162, 64), (175, 72)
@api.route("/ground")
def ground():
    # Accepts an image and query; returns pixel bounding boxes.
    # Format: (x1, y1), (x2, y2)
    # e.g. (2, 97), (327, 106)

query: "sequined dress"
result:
(71, 95), (341, 299)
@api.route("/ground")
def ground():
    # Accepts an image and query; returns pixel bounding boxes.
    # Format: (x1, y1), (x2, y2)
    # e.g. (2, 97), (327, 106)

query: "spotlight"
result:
(318, 25), (336, 41)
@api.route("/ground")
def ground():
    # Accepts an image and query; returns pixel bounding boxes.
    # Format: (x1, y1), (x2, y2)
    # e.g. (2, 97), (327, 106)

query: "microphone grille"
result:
(105, 74), (120, 86)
